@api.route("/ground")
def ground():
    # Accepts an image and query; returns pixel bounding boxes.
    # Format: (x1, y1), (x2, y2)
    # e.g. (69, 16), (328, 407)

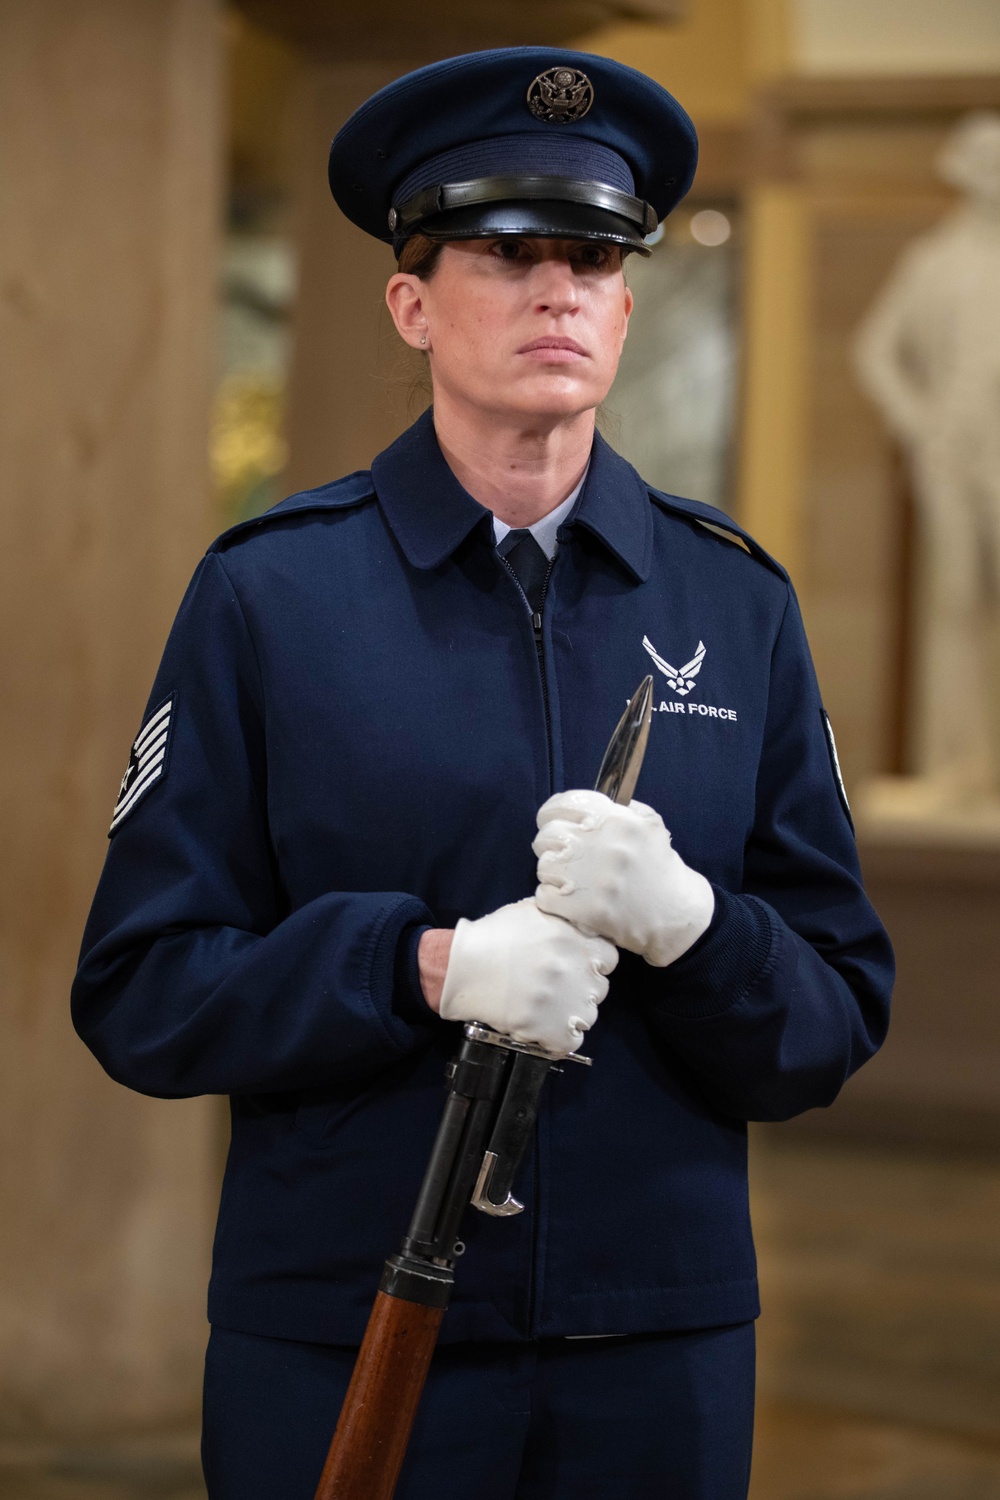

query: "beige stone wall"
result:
(0, 0), (223, 1435)
(283, 60), (430, 495)
(792, 0), (1000, 75)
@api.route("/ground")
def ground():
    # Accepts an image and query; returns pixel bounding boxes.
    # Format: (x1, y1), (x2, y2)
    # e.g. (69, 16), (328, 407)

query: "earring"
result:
(420, 334), (427, 346)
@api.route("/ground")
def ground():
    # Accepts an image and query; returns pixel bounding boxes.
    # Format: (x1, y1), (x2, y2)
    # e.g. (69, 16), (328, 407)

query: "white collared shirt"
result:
(491, 463), (590, 561)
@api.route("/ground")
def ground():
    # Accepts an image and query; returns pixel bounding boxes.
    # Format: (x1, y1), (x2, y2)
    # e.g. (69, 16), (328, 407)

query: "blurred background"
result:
(2, 1), (1000, 1495)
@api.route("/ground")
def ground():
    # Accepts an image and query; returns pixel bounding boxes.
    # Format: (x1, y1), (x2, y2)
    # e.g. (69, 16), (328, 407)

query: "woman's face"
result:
(386, 238), (634, 426)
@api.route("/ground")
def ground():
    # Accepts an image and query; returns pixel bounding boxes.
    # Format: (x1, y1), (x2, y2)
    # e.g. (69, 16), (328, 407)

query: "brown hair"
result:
(396, 234), (446, 279)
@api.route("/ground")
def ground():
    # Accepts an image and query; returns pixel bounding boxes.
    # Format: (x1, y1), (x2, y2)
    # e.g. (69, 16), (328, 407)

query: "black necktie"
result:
(499, 529), (549, 614)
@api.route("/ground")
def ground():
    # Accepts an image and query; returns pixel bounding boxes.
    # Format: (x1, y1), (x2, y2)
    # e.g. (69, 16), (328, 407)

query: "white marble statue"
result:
(854, 112), (1000, 811)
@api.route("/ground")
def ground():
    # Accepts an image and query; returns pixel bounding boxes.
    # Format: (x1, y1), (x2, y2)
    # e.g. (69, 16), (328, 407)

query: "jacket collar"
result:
(568, 427), (652, 582)
(370, 408), (490, 570)
(370, 409), (652, 582)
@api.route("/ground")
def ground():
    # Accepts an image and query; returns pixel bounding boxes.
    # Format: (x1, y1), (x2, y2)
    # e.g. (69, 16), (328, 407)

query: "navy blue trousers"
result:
(202, 1323), (755, 1499)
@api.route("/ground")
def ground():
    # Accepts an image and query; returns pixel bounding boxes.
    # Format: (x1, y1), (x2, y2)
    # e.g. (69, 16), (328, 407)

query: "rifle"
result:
(313, 677), (653, 1500)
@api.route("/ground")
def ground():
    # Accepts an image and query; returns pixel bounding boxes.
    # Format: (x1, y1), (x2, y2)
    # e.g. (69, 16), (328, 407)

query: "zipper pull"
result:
(531, 611), (543, 636)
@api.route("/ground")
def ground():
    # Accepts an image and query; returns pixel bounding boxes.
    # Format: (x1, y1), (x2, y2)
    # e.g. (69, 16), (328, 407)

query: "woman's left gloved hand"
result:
(533, 789), (715, 967)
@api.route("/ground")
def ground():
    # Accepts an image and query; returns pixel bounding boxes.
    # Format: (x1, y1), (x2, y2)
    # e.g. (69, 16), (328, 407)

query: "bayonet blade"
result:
(593, 676), (654, 806)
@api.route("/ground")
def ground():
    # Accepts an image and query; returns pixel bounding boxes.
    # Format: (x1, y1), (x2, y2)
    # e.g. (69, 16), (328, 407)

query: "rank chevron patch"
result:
(109, 695), (174, 836)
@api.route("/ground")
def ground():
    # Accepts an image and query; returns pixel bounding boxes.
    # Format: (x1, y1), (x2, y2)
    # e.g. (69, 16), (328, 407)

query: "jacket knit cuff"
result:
(643, 886), (773, 1019)
(392, 922), (435, 1024)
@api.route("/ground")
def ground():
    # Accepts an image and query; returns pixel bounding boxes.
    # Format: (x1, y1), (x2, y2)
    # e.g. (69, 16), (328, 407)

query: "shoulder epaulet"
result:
(647, 486), (789, 583)
(210, 470), (375, 552)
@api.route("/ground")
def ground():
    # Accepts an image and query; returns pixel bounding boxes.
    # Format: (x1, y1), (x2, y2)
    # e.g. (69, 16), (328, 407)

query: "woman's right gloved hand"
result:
(438, 898), (618, 1058)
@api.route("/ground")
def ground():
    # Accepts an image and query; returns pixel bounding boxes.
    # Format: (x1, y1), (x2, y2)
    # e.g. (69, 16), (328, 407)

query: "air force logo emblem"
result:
(642, 636), (706, 696)
(639, 636), (738, 722)
(109, 695), (174, 836)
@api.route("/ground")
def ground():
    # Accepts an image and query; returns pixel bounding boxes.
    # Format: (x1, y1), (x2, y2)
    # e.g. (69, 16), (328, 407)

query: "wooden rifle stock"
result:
(313, 1291), (444, 1500)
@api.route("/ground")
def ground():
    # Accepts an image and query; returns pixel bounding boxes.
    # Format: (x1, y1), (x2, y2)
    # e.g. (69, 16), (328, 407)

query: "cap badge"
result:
(527, 67), (594, 125)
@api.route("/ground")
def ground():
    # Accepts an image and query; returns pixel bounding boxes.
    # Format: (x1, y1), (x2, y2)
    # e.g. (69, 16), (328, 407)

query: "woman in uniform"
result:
(73, 47), (893, 1500)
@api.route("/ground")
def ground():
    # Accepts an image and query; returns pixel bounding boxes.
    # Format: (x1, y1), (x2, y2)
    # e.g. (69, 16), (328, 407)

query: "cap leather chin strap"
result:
(390, 174), (658, 238)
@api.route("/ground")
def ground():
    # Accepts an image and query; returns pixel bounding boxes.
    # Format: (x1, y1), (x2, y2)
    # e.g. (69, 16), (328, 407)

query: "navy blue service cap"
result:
(328, 47), (698, 256)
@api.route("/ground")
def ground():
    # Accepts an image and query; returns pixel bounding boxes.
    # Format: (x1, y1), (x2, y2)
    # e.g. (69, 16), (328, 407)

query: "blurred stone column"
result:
(738, 181), (811, 584)
(0, 0), (223, 1436)
(283, 59), (429, 493)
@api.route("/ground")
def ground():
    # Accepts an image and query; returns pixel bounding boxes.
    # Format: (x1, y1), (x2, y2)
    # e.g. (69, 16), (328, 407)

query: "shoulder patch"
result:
(822, 709), (854, 833)
(109, 695), (174, 836)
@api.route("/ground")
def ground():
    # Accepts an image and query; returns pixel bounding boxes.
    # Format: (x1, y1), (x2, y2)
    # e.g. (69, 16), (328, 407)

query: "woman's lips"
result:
(517, 337), (589, 362)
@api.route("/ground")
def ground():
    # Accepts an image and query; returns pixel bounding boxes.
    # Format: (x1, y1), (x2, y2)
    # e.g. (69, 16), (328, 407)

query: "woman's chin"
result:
(494, 372), (606, 422)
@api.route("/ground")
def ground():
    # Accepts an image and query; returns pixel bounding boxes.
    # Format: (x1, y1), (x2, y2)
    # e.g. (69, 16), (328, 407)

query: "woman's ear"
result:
(620, 284), (634, 349)
(386, 273), (429, 350)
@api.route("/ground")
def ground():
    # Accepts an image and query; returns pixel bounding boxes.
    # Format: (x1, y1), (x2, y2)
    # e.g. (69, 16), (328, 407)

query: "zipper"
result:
(529, 554), (556, 1334)
(499, 549), (557, 1335)
(500, 552), (558, 793)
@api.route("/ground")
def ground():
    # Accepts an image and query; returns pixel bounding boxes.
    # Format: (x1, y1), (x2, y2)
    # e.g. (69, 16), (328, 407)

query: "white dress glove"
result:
(533, 790), (715, 967)
(439, 898), (618, 1057)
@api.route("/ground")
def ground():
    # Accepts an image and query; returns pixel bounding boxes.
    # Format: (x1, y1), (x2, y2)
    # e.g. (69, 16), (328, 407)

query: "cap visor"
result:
(412, 199), (651, 254)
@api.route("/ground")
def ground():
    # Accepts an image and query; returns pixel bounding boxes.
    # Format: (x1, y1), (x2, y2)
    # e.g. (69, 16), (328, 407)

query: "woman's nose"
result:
(533, 259), (581, 315)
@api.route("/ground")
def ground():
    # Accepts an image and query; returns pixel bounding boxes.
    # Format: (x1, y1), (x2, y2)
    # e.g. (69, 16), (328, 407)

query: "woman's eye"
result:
(575, 245), (614, 269)
(490, 240), (529, 262)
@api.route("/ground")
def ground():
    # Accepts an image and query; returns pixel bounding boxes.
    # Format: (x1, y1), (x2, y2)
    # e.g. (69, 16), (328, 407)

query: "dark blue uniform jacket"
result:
(73, 411), (893, 1346)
